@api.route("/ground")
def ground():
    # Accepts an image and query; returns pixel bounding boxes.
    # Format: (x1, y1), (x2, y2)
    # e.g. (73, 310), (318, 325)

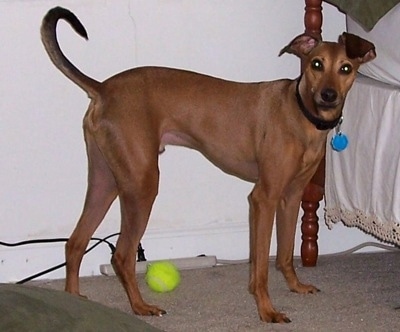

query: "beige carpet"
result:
(32, 251), (400, 332)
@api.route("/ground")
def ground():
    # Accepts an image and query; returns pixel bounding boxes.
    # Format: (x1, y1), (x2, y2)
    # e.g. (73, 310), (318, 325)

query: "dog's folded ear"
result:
(279, 33), (321, 58)
(339, 32), (376, 64)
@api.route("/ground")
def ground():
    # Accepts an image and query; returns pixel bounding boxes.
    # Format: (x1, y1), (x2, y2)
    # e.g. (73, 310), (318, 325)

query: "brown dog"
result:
(41, 7), (375, 323)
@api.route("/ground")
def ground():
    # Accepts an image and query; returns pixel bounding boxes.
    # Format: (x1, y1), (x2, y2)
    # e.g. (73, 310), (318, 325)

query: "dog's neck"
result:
(295, 76), (342, 131)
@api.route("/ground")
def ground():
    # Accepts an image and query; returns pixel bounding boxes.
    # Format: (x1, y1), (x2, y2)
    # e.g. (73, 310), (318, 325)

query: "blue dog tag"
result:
(331, 133), (348, 152)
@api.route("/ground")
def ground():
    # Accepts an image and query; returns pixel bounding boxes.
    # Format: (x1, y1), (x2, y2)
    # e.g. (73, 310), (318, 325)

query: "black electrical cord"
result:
(0, 238), (68, 247)
(0, 233), (147, 284)
(137, 242), (147, 262)
(0, 234), (117, 254)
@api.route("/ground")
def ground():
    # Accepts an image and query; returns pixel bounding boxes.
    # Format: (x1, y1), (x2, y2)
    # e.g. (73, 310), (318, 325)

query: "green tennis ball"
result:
(145, 261), (181, 293)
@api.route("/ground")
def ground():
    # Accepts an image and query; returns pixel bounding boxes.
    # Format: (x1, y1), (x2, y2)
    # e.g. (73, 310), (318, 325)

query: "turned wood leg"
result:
(301, 0), (325, 268)
(304, 0), (323, 38)
(301, 158), (325, 267)
(301, 183), (323, 266)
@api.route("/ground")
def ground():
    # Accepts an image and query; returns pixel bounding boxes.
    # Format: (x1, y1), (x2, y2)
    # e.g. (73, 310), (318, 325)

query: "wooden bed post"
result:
(301, 0), (324, 267)
(304, 0), (323, 38)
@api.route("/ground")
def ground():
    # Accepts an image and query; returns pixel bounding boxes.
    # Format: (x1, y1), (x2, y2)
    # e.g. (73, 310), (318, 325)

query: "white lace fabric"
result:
(325, 75), (400, 246)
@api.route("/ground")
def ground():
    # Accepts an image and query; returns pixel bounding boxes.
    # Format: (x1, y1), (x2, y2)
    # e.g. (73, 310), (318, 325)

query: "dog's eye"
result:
(340, 64), (353, 74)
(311, 59), (323, 71)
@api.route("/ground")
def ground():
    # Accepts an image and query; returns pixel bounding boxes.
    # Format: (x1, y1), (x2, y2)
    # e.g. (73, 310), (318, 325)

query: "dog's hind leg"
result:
(112, 161), (164, 316)
(96, 129), (165, 316)
(65, 132), (118, 296)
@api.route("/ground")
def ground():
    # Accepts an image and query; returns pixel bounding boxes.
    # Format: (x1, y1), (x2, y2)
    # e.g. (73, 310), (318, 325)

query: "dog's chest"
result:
(300, 133), (326, 169)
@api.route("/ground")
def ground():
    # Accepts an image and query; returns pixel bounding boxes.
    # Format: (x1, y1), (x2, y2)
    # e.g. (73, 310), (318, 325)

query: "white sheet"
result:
(347, 4), (400, 87)
(325, 75), (400, 245)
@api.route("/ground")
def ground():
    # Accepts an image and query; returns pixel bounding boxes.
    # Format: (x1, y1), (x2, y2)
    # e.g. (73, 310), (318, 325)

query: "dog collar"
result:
(295, 76), (342, 131)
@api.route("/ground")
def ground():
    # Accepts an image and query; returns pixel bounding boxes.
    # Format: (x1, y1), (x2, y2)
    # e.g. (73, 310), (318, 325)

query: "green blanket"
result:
(325, 0), (400, 30)
(0, 284), (162, 332)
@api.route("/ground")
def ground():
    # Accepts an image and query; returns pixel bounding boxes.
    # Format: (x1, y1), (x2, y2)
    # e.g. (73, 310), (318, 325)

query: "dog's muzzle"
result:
(296, 76), (342, 130)
(316, 88), (341, 111)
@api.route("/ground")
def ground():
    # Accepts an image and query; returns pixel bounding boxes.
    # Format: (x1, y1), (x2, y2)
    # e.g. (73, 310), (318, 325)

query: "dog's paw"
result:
(133, 303), (167, 317)
(290, 282), (320, 294)
(259, 310), (291, 323)
(65, 288), (88, 299)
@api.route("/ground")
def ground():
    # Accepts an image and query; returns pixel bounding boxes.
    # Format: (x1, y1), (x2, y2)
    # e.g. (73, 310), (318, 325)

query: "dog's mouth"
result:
(315, 100), (341, 111)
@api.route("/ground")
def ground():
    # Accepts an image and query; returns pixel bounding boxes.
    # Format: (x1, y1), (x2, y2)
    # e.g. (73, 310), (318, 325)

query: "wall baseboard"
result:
(0, 222), (252, 283)
(0, 219), (382, 283)
(100, 255), (218, 275)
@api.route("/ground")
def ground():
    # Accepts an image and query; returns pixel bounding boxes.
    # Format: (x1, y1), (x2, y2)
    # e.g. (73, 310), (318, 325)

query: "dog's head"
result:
(280, 32), (376, 127)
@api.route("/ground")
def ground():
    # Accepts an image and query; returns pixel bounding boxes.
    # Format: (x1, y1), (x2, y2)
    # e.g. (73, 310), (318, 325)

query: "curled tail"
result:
(41, 7), (100, 98)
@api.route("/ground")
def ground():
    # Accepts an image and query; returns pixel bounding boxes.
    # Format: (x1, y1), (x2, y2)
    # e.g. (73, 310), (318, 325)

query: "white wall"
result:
(0, 0), (378, 282)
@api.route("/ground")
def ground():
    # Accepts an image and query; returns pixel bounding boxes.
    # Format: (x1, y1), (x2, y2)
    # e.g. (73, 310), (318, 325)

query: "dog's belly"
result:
(160, 131), (259, 182)
(159, 131), (197, 152)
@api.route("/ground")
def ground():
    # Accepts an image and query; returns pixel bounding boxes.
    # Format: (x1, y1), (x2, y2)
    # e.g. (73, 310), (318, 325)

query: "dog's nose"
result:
(321, 88), (338, 103)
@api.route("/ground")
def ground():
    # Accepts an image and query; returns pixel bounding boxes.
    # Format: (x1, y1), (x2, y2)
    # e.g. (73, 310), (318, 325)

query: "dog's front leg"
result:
(275, 189), (319, 294)
(248, 183), (291, 323)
